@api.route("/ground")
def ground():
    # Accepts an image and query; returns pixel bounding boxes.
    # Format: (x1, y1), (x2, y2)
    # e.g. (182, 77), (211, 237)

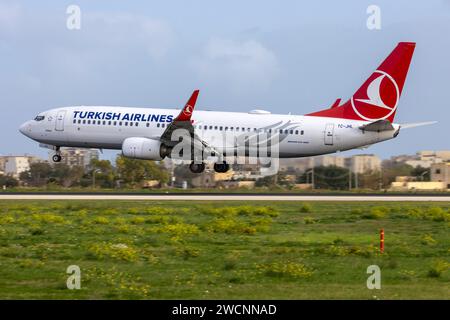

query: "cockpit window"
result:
(34, 115), (45, 121)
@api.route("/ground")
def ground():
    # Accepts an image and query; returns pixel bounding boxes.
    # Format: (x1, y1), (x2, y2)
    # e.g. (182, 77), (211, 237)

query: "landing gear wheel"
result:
(189, 162), (205, 173)
(214, 162), (230, 173)
(52, 154), (62, 163)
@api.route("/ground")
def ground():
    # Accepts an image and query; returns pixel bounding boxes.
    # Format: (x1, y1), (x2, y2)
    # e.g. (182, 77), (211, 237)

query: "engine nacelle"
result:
(122, 137), (164, 160)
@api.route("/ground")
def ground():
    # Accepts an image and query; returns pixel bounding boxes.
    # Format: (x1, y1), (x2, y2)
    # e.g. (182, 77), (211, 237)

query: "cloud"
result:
(84, 12), (174, 60)
(0, 9), (177, 104)
(191, 38), (279, 93)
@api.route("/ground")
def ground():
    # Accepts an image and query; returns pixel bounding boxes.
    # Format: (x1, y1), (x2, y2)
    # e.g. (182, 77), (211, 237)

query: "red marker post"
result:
(380, 229), (385, 254)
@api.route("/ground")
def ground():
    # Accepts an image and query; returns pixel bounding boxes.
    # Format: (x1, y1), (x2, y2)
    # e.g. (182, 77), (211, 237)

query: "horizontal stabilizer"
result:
(359, 119), (394, 132)
(399, 121), (437, 129)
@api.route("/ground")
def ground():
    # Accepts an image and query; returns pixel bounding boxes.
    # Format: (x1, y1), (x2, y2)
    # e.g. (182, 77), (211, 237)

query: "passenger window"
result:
(87, 120), (91, 124)
(108, 121), (111, 125)
(295, 130), (299, 134)
(147, 123), (150, 127)
(301, 130), (304, 135)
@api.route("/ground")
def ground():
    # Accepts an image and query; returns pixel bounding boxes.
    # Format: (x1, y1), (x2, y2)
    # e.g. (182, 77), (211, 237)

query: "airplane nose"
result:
(19, 121), (30, 136)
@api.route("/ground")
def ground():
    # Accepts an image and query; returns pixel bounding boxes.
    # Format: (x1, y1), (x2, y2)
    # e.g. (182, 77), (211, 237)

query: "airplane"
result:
(19, 42), (435, 174)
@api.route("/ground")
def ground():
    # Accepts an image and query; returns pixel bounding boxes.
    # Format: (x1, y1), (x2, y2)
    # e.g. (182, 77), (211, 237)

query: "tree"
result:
(358, 170), (381, 190)
(19, 162), (52, 186)
(173, 164), (197, 185)
(411, 166), (430, 181)
(255, 174), (276, 188)
(381, 162), (414, 188)
(115, 155), (169, 187)
(89, 159), (115, 188)
(0, 175), (18, 188)
(298, 166), (350, 190)
(254, 171), (294, 189)
(51, 163), (85, 187)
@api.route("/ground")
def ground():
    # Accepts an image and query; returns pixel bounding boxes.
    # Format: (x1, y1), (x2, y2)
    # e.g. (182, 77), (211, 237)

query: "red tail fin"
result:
(307, 42), (415, 122)
(174, 89), (199, 122)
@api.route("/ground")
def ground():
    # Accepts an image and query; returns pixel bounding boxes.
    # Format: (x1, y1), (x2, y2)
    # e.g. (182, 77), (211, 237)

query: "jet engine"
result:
(122, 137), (165, 160)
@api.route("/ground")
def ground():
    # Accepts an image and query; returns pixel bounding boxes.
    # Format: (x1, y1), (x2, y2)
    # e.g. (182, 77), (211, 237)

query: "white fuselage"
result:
(19, 106), (399, 158)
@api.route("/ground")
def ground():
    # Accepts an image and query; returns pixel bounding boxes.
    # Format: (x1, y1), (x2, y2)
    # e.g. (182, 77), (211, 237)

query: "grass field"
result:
(0, 200), (448, 299)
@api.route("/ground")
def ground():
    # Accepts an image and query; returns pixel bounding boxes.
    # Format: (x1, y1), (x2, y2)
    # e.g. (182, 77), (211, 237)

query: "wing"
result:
(159, 90), (221, 157)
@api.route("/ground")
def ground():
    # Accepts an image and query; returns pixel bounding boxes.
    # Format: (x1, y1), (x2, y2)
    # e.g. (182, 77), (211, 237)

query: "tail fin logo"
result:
(351, 70), (399, 121)
(183, 104), (193, 116)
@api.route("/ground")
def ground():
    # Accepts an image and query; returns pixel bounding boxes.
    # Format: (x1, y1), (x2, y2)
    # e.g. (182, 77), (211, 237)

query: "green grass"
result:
(0, 201), (448, 299)
(2, 186), (450, 194)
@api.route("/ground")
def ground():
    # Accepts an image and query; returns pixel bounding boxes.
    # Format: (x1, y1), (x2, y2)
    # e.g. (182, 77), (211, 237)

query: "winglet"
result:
(175, 90), (199, 122)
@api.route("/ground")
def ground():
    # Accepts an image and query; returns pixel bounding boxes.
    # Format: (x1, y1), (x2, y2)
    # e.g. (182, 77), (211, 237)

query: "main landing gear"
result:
(189, 162), (205, 173)
(52, 147), (62, 163)
(213, 162), (230, 173)
(188, 161), (230, 174)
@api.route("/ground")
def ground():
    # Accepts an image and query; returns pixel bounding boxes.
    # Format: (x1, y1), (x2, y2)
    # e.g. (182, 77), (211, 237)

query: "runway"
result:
(1, 193), (449, 202)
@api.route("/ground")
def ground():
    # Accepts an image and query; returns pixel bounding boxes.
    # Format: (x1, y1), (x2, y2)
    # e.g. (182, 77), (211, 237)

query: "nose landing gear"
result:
(52, 147), (62, 163)
(52, 154), (62, 163)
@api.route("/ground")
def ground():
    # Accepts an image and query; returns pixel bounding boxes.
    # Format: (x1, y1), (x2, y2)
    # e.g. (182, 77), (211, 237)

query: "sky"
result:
(0, 0), (449, 161)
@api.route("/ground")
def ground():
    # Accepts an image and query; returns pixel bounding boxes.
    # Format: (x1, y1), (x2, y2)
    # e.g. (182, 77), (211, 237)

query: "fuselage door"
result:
(324, 123), (334, 145)
(55, 110), (66, 131)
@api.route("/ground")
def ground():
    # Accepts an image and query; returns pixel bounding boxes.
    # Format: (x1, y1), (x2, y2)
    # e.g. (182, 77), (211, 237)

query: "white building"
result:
(314, 155), (345, 168)
(2, 155), (41, 179)
(399, 150), (450, 168)
(349, 154), (381, 174)
(431, 162), (450, 189)
(0, 157), (5, 175)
